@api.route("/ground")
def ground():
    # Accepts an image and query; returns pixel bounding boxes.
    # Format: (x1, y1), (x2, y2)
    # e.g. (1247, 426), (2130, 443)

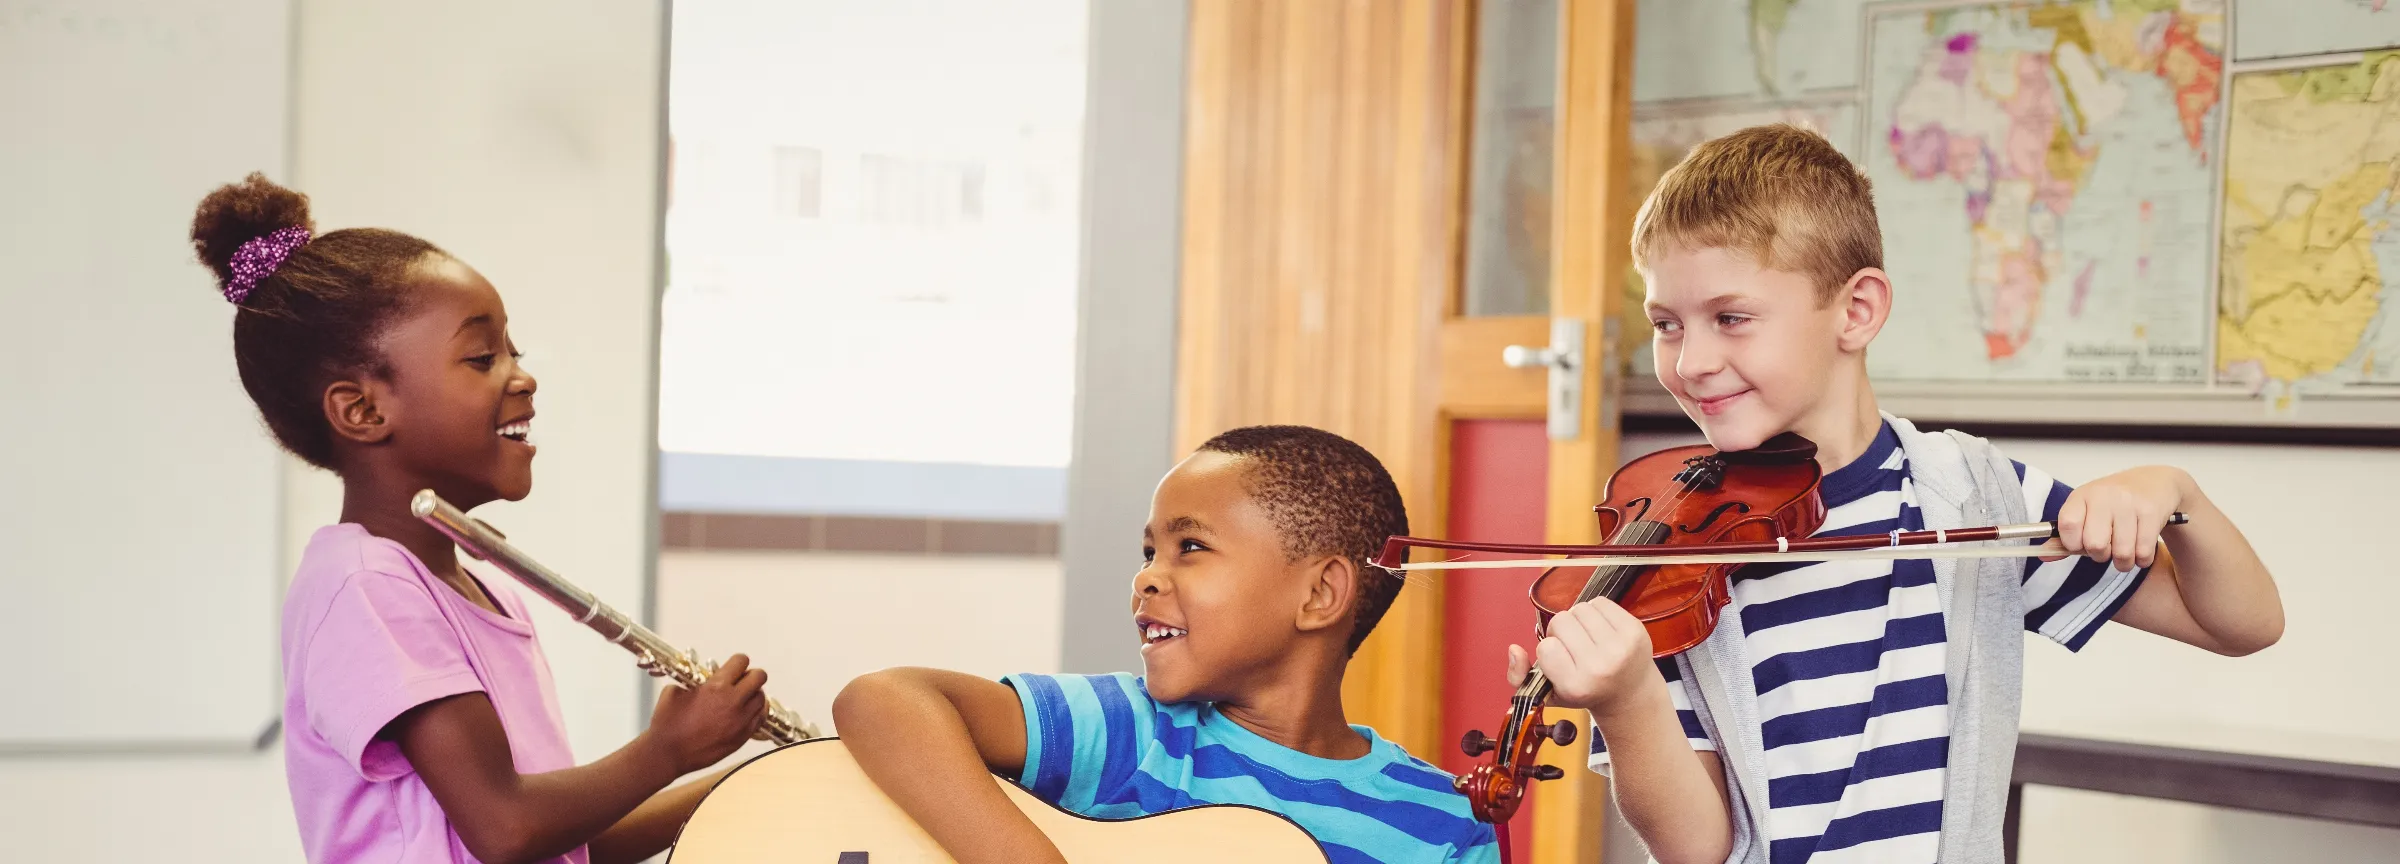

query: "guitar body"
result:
(668, 738), (1331, 863)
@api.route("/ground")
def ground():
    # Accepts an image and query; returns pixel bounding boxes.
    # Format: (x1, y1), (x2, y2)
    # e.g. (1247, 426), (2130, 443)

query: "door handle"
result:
(1502, 318), (1586, 441)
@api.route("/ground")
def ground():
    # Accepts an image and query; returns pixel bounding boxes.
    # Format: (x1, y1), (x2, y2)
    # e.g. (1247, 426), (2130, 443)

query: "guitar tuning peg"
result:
(1531, 765), (1565, 781)
(1460, 729), (1496, 757)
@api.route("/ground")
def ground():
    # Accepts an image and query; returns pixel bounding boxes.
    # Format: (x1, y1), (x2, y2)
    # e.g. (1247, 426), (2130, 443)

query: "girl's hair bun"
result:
(190, 172), (314, 286)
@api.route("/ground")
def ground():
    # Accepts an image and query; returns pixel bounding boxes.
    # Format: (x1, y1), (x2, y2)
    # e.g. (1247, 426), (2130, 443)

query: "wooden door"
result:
(1175, 1), (1638, 861)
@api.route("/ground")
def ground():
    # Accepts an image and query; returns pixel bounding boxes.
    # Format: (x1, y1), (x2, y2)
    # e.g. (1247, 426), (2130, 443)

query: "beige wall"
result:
(0, 2), (668, 860)
(2020, 786), (2400, 862)
(2005, 439), (2400, 766)
(2007, 437), (2400, 863)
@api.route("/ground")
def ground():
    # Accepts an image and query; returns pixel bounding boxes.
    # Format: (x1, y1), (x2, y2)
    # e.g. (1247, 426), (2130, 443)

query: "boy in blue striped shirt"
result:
(836, 426), (1498, 864)
(1507, 125), (2285, 864)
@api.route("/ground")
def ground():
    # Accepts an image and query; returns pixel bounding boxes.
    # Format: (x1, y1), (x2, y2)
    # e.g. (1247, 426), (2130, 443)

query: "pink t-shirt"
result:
(280, 523), (588, 864)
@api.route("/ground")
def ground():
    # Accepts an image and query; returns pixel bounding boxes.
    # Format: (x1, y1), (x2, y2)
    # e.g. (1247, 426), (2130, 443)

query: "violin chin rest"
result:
(1722, 432), (1817, 464)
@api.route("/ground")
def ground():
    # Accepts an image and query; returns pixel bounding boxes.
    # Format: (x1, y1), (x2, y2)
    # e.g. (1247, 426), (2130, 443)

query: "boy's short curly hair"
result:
(1632, 123), (1882, 303)
(1197, 425), (1409, 656)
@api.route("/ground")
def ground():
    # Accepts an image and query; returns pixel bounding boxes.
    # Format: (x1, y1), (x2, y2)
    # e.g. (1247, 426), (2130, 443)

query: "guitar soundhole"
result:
(838, 853), (868, 863)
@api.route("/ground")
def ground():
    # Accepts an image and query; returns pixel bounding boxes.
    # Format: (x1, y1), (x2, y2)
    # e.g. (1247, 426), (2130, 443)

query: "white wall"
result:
(1623, 429), (2400, 861)
(0, 2), (668, 860)
(0, 0), (290, 750)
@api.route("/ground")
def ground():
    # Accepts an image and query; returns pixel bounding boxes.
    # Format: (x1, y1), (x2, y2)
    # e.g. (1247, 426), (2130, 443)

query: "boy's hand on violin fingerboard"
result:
(1508, 598), (1666, 716)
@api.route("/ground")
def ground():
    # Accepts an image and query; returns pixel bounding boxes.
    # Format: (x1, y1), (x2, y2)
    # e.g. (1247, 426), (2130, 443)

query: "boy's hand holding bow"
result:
(2050, 465), (2191, 572)
(2063, 465), (2284, 657)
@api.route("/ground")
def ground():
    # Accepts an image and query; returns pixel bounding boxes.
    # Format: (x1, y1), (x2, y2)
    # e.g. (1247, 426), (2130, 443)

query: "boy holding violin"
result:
(1507, 125), (2285, 864)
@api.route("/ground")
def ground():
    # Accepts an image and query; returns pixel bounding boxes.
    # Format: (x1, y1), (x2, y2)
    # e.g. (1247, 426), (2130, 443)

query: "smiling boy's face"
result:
(1645, 244), (1861, 453)
(1130, 451), (1330, 704)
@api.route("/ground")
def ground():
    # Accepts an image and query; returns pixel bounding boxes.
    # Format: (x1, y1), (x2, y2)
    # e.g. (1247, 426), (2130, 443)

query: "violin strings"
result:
(1396, 539), (2071, 571)
(1373, 457), (1747, 595)
(1579, 466), (1707, 603)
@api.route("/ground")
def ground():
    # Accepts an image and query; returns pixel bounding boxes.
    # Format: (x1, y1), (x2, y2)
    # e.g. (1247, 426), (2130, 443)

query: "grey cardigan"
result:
(1652, 414), (2028, 864)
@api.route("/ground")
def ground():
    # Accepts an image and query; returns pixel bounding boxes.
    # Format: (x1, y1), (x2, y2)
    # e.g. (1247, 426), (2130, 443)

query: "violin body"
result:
(1530, 432), (1825, 655)
(1418, 433), (1828, 855)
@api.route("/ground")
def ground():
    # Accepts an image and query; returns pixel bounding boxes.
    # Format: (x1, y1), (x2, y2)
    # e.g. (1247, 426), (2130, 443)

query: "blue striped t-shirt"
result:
(1003, 672), (1499, 864)
(1587, 422), (2147, 864)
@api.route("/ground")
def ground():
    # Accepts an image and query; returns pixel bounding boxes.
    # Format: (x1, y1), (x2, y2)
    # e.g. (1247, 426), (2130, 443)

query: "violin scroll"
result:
(1454, 763), (1521, 823)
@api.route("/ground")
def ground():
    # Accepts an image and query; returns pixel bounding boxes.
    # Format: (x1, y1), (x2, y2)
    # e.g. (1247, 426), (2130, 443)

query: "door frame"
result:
(1421, 0), (1639, 860)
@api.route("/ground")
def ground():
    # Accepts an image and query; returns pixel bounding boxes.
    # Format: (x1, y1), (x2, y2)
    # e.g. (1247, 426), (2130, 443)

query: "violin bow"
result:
(1375, 513), (2188, 572)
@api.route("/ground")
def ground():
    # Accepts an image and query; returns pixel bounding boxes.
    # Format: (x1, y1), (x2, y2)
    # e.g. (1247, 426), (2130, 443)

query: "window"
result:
(772, 146), (822, 219)
(661, 0), (1087, 518)
(856, 153), (983, 228)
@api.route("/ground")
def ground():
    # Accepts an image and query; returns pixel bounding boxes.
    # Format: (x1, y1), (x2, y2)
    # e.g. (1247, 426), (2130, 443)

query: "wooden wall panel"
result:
(1175, 0), (1470, 759)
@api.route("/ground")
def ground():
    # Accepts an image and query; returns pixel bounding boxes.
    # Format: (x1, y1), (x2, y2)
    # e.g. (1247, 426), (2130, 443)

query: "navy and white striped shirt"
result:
(1588, 423), (2146, 863)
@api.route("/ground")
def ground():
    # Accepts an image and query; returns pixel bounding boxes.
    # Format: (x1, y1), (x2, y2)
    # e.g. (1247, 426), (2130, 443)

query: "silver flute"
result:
(412, 489), (822, 743)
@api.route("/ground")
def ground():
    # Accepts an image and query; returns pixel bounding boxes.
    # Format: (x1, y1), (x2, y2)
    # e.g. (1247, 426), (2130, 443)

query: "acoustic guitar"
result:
(667, 738), (1332, 863)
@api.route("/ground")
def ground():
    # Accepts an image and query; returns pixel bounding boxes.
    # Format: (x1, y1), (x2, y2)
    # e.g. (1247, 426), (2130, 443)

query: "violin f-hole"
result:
(1677, 501), (1752, 535)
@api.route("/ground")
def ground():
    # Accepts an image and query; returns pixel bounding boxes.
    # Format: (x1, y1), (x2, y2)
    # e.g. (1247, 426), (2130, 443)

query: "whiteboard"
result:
(0, 0), (291, 750)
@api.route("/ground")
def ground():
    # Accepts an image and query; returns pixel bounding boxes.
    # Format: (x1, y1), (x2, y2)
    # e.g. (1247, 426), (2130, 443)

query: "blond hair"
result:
(1631, 124), (1881, 303)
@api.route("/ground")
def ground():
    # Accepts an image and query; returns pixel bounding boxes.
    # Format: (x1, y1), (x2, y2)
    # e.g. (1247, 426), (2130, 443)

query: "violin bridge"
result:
(1671, 455), (1727, 489)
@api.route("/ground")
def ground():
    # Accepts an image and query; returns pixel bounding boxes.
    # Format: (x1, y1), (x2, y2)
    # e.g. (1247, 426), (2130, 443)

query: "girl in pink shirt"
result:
(192, 174), (771, 864)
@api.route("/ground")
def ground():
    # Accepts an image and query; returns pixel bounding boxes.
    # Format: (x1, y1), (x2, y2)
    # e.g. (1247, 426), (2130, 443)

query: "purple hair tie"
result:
(223, 225), (312, 304)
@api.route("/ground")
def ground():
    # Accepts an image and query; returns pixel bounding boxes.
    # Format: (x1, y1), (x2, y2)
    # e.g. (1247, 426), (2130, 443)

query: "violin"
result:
(1373, 432), (1823, 843)
(1370, 433), (2183, 862)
